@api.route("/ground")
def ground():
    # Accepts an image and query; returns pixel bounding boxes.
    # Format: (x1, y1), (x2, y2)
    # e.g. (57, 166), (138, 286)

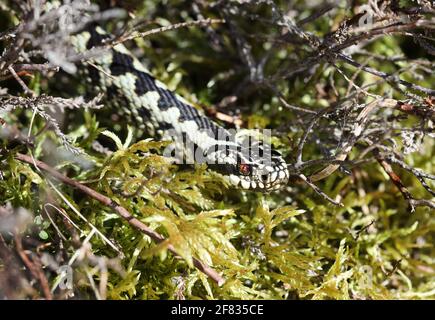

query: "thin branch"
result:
(14, 234), (53, 300)
(386, 155), (435, 197)
(295, 107), (333, 166)
(297, 3), (335, 26)
(308, 99), (387, 182)
(373, 149), (420, 213)
(337, 53), (435, 96)
(297, 173), (343, 206)
(7, 65), (34, 96)
(11, 63), (59, 75)
(111, 18), (225, 46)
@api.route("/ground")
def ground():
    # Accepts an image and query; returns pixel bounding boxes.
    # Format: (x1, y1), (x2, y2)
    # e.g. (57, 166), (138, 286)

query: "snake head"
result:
(227, 155), (289, 192)
(210, 148), (289, 192)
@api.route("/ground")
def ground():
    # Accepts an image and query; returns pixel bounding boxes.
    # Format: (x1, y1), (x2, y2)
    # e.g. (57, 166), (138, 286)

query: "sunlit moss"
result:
(0, 0), (433, 300)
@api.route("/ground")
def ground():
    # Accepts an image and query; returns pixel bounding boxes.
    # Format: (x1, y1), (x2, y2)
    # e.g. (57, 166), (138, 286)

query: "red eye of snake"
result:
(238, 164), (251, 176)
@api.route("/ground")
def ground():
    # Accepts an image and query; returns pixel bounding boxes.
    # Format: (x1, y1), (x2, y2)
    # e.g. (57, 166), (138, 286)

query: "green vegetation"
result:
(0, 0), (433, 299)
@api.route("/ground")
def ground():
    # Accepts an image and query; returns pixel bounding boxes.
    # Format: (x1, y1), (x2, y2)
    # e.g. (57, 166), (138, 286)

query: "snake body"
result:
(72, 25), (289, 191)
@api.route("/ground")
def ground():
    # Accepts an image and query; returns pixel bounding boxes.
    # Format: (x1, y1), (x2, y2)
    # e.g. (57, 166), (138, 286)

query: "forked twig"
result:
(112, 18), (225, 46)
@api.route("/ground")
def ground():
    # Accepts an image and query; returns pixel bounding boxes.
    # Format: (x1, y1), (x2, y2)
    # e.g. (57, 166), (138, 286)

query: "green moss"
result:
(0, 0), (433, 300)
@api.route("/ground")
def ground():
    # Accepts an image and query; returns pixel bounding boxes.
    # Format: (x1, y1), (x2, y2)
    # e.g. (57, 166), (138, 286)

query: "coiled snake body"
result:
(73, 26), (289, 192)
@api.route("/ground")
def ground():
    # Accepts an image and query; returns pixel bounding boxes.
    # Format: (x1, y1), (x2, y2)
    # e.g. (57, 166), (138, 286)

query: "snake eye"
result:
(261, 174), (268, 181)
(238, 163), (252, 176)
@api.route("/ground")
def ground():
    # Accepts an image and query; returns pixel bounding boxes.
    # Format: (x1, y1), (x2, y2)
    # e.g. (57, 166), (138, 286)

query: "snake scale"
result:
(72, 25), (289, 192)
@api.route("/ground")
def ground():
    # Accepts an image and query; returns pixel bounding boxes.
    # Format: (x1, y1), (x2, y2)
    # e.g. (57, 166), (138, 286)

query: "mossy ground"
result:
(0, 0), (433, 299)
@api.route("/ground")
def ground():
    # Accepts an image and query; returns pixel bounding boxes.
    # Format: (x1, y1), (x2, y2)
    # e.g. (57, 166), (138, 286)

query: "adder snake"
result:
(72, 25), (289, 192)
